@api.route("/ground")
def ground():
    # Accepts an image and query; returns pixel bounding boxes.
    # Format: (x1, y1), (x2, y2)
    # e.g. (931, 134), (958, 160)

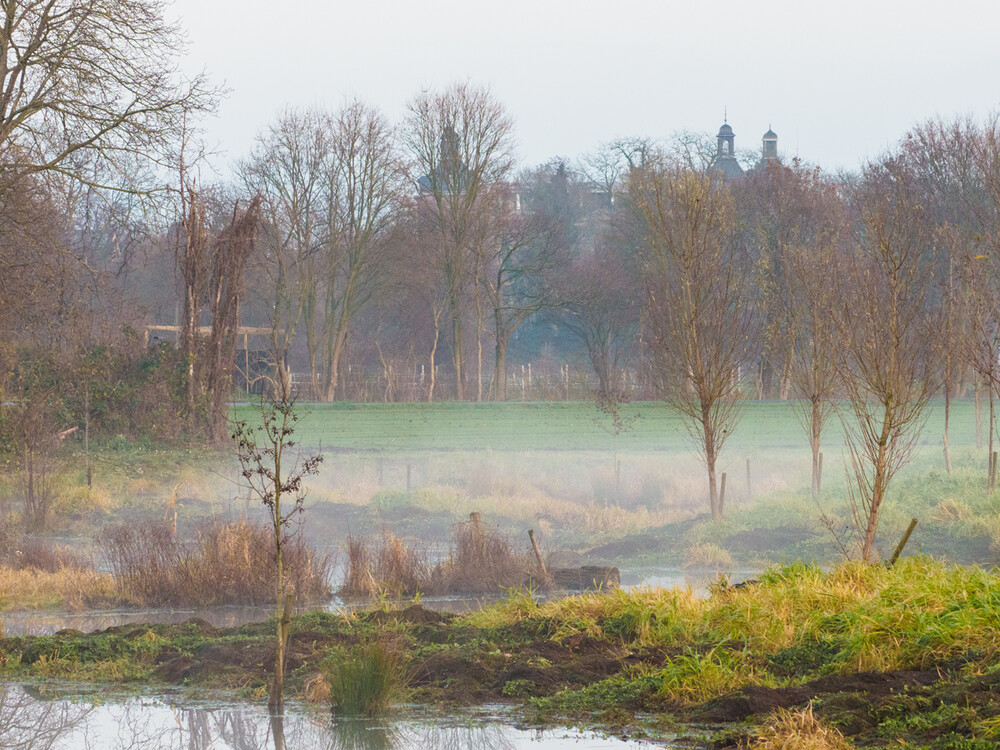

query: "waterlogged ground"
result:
(0, 683), (678, 749)
(0, 568), (760, 637)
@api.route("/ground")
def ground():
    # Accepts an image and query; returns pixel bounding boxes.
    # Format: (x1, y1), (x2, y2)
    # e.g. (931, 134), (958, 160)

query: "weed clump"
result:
(750, 704), (851, 750)
(341, 517), (533, 597)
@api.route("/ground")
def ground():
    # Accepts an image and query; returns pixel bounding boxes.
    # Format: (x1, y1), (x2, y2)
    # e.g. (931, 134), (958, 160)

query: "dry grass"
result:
(683, 542), (735, 571)
(341, 519), (533, 596)
(0, 566), (119, 611)
(749, 704), (851, 750)
(931, 498), (972, 522)
(341, 532), (430, 597)
(433, 519), (532, 594)
(97, 517), (332, 607)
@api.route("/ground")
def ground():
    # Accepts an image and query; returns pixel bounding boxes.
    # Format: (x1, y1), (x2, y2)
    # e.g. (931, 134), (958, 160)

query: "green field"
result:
(235, 399), (982, 453)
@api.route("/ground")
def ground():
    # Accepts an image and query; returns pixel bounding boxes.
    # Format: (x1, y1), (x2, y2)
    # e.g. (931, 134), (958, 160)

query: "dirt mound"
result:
(369, 605), (454, 626)
(694, 669), (942, 722)
(724, 526), (816, 554)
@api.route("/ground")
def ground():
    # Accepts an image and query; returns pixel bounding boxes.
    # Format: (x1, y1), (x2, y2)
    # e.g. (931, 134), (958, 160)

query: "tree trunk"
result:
(810, 397), (821, 498)
(861, 406), (894, 562)
(493, 325), (508, 402)
(451, 313), (464, 401)
(702, 400), (721, 520)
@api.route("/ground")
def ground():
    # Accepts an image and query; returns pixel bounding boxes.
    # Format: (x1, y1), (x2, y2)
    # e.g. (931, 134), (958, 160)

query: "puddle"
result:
(0, 683), (698, 748)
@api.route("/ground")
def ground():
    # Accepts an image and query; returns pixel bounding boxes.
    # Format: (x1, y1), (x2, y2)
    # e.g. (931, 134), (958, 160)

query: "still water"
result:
(0, 569), (759, 637)
(0, 683), (692, 749)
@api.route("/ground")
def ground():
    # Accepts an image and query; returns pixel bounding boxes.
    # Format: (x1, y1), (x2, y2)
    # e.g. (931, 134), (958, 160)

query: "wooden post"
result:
(244, 331), (250, 394)
(943, 433), (952, 476)
(406, 463), (412, 492)
(888, 518), (918, 566)
(991, 452), (998, 493)
(719, 472), (727, 515)
(528, 529), (547, 576)
(745, 457), (752, 500)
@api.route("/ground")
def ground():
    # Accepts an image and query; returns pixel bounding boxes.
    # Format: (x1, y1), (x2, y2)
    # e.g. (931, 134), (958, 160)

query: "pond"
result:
(0, 683), (702, 749)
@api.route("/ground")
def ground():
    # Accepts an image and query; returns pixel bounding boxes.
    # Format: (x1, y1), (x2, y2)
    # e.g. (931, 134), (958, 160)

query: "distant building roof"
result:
(713, 156), (745, 179)
(763, 128), (778, 140)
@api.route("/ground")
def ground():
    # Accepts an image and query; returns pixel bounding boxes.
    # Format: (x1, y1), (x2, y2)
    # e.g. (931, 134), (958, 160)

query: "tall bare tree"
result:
(838, 159), (935, 561)
(404, 83), (515, 399)
(239, 109), (330, 393)
(321, 100), (402, 401)
(0, 0), (214, 189)
(631, 158), (758, 520)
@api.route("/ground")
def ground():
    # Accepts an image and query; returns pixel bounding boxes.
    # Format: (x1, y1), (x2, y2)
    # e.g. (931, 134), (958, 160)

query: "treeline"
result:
(1, 0), (1000, 459)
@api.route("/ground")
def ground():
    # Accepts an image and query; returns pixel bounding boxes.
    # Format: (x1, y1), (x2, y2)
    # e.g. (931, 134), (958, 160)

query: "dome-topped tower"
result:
(762, 126), (778, 164)
(713, 118), (744, 179)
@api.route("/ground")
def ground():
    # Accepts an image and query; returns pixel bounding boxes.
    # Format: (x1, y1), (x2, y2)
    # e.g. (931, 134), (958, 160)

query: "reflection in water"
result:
(0, 685), (662, 749)
(0, 684), (92, 750)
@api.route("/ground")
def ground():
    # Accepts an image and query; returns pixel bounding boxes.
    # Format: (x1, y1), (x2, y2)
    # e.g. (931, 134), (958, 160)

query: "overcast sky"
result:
(167, 0), (1000, 175)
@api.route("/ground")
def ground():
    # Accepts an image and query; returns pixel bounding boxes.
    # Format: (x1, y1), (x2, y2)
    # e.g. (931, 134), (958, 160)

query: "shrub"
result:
(96, 517), (332, 607)
(341, 532), (430, 597)
(433, 517), (531, 594)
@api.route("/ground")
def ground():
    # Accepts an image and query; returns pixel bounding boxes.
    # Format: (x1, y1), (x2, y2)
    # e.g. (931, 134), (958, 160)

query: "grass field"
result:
(235, 398), (982, 453)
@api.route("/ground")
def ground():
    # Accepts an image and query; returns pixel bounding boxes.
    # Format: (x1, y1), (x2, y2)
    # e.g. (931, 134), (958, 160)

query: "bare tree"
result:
(838, 159), (936, 561)
(746, 163), (847, 495)
(404, 83), (515, 400)
(630, 158), (758, 520)
(484, 182), (566, 400)
(321, 100), (402, 401)
(0, 0), (215, 190)
(239, 109), (330, 394)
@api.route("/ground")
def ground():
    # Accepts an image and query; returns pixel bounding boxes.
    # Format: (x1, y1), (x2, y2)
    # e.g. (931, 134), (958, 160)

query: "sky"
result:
(166, 0), (1000, 176)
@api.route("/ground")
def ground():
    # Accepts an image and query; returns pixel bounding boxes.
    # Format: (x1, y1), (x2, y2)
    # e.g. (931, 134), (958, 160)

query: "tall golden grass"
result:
(0, 566), (118, 611)
(97, 518), (332, 607)
(341, 520), (532, 597)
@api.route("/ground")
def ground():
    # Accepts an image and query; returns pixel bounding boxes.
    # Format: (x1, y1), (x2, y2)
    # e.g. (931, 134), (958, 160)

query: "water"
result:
(0, 569), (761, 637)
(0, 683), (695, 749)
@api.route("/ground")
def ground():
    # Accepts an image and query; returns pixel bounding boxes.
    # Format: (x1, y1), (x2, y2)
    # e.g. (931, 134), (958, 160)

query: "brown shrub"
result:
(97, 517), (332, 607)
(341, 518), (532, 597)
(341, 532), (430, 597)
(0, 524), (90, 572)
(434, 519), (531, 594)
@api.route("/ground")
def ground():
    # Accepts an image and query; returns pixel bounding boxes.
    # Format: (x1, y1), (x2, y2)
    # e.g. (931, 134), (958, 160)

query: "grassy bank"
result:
(2, 559), (999, 747)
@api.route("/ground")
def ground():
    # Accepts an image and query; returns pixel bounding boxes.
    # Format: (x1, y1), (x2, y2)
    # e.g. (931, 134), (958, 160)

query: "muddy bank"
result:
(3, 559), (1000, 748)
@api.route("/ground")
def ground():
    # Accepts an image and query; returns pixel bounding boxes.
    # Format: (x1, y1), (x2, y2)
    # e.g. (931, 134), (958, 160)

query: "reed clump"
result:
(340, 518), (532, 597)
(325, 640), (406, 717)
(341, 532), (430, 597)
(97, 517), (332, 607)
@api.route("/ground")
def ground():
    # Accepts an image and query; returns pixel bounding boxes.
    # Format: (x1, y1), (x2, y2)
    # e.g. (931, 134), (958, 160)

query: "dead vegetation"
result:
(97, 517), (332, 607)
(341, 517), (534, 597)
